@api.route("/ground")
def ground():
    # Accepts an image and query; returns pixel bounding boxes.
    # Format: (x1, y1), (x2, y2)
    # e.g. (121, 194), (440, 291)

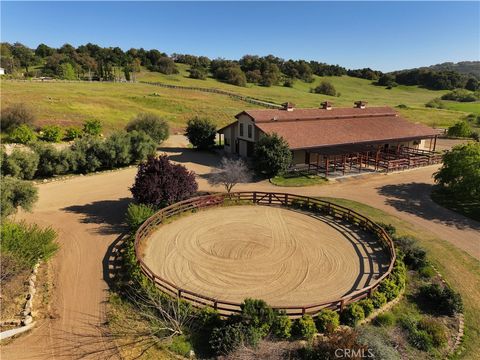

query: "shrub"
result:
(129, 130), (157, 163)
(419, 265), (436, 278)
(313, 81), (336, 96)
(9, 124), (37, 144)
(371, 291), (387, 309)
(0, 103), (36, 132)
(358, 327), (401, 360)
(167, 335), (192, 357)
(1, 176), (38, 218)
(300, 328), (368, 359)
(441, 89), (479, 102)
(100, 131), (132, 169)
(340, 303), (365, 327)
(425, 98), (445, 109)
(390, 259), (407, 289)
(2, 149), (39, 180)
(447, 121), (472, 138)
(33, 143), (69, 177)
(373, 312), (395, 327)
(253, 133), (292, 178)
(185, 117), (217, 150)
(188, 65), (208, 80)
(271, 312), (292, 339)
(378, 279), (399, 301)
(420, 283), (463, 315)
(418, 317), (447, 347)
(130, 155), (198, 208)
(70, 136), (104, 173)
(240, 298), (275, 336)
(83, 119), (102, 136)
(378, 222), (396, 237)
(315, 309), (340, 334)
(64, 126), (82, 141)
(394, 235), (428, 270)
(40, 125), (63, 142)
(0, 221), (58, 268)
(209, 323), (246, 355)
(358, 298), (375, 317)
(126, 113), (169, 143)
(283, 78), (294, 87)
(125, 203), (155, 232)
(292, 315), (317, 341)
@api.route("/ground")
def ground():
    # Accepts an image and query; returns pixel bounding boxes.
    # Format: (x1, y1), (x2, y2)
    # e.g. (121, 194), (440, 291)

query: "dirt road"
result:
(2, 135), (478, 359)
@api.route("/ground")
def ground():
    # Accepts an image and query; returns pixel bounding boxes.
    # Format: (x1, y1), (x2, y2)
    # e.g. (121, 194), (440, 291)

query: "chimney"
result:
(354, 101), (367, 109)
(321, 101), (333, 110)
(282, 102), (295, 111)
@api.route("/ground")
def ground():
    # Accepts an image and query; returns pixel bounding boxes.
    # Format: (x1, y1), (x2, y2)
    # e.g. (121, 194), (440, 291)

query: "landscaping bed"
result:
(270, 171), (328, 187)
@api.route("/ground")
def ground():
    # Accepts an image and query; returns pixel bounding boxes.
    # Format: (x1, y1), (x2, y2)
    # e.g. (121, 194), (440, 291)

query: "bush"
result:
(340, 303), (365, 327)
(283, 78), (294, 87)
(447, 121), (472, 138)
(209, 323), (247, 355)
(185, 117), (217, 150)
(271, 312), (292, 339)
(253, 133), (292, 178)
(9, 124), (37, 144)
(69, 136), (104, 173)
(2, 149), (39, 180)
(441, 89), (479, 102)
(1, 176), (38, 218)
(83, 119), (102, 136)
(40, 125), (63, 142)
(125, 203), (155, 232)
(240, 298), (275, 336)
(390, 259), (407, 290)
(358, 327), (401, 360)
(300, 328), (368, 359)
(1, 221), (58, 268)
(1, 103), (36, 132)
(64, 126), (82, 141)
(292, 315), (317, 341)
(378, 279), (399, 301)
(371, 291), (387, 308)
(373, 312), (395, 327)
(128, 130), (157, 163)
(358, 298), (375, 317)
(188, 65), (208, 80)
(126, 113), (169, 143)
(419, 265), (436, 278)
(313, 81), (336, 96)
(100, 131), (132, 169)
(33, 143), (70, 177)
(420, 283), (463, 315)
(425, 98), (445, 109)
(418, 317), (447, 347)
(315, 309), (340, 334)
(167, 335), (192, 357)
(394, 235), (427, 270)
(130, 155), (198, 208)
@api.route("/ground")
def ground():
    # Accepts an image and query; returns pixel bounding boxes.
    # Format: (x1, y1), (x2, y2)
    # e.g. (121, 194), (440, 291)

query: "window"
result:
(248, 124), (252, 138)
(239, 123), (244, 136)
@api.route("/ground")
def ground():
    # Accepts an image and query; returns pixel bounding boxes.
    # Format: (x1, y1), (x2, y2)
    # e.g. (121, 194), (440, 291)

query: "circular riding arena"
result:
(136, 193), (395, 315)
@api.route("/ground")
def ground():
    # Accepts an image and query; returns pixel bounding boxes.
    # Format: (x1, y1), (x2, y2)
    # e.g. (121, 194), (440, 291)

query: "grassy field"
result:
(324, 197), (480, 360)
(2, 63), (478, 133)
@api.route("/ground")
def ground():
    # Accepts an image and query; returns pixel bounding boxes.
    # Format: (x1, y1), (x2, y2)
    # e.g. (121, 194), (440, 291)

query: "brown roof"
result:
(248, 107), (436, 150)
(237, 106), (397, 122)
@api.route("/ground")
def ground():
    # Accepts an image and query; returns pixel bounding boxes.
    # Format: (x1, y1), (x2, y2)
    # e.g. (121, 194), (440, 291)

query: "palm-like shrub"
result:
(130, 155), (198, 208)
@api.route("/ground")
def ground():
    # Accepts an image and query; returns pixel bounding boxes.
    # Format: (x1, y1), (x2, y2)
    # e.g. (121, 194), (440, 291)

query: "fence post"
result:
(214, 301), (218, 310)
(284, 194), (288, 206)
(269, 193), (272, 204)
(253, 192), (257, 203)
(178, 289), (182, 298)
(340, 299), (345, 312)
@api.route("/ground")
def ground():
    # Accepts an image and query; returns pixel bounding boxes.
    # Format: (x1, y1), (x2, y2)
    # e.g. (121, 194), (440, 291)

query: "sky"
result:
(1, 1), (479, 71)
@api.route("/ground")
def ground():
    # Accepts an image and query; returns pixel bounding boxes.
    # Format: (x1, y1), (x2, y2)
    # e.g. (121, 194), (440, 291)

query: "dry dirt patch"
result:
(143, 205), (390, 307)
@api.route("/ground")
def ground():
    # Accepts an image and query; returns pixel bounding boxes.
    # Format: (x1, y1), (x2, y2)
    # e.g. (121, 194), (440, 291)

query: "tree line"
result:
(1, 42), (478, 91)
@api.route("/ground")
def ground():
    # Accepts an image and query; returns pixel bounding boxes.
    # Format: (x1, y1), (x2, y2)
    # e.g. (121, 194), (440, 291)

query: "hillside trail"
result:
(2, 135), (478, 360)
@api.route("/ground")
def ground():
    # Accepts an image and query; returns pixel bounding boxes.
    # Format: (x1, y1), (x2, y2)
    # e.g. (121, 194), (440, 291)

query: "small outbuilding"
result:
(217, 101), (441, 177)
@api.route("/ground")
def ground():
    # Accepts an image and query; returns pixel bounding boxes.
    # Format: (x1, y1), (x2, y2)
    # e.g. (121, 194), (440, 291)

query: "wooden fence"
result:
(141, 81), (284, 109)
(134, 192), (396, 318)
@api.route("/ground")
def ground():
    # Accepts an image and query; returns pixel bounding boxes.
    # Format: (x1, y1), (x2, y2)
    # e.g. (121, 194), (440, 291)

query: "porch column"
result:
(433, 135), (437, 152)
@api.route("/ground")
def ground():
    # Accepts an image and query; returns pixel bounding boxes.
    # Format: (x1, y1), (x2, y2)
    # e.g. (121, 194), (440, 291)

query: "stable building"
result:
(217, 101), (441, 177)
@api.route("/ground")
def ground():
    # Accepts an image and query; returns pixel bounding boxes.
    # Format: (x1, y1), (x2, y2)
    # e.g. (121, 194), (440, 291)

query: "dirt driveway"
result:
(2, 135), (478, 359)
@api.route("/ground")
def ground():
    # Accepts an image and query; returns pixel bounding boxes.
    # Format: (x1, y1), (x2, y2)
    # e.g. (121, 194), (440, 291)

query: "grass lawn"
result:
(442, 101), (480, 115)
(431, 189), (480, 222)
(2, 65), (470, 133)
(270, 172), (328, 187)
(322, 197), (480, 360)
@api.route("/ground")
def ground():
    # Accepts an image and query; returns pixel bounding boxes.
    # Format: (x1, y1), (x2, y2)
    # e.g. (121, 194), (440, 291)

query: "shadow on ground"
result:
(377, 182), (480, 230)
(62, 198), (131, 235)
(158, 146), (221, 168)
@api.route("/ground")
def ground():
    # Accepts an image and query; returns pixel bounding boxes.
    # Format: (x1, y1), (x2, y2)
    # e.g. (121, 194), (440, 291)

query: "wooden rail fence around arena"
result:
(134, 192), (396, 318)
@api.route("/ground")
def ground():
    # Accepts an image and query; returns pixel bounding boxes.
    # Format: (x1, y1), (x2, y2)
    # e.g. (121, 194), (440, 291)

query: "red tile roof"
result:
(244, 107), (436, 150)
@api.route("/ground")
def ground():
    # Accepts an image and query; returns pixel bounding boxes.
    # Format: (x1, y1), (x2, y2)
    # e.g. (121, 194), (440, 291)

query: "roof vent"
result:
(354, 101), (367, 109)
(282, 102), (295, 111)
(321, 101), (333, 110)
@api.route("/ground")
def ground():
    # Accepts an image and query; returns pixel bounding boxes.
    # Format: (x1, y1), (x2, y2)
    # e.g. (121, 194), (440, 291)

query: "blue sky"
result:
(1, 1), (478, 71)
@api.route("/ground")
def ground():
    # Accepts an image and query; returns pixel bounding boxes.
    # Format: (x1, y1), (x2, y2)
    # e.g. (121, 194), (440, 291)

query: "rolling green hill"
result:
(2, 63), (478, 132)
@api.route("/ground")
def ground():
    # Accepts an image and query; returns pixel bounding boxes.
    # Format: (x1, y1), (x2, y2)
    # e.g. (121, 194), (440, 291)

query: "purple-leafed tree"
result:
(130, 155), (198, 208)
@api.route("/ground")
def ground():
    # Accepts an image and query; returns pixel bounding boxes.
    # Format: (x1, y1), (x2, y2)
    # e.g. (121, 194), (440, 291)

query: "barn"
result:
(217, 101), (441, 177)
